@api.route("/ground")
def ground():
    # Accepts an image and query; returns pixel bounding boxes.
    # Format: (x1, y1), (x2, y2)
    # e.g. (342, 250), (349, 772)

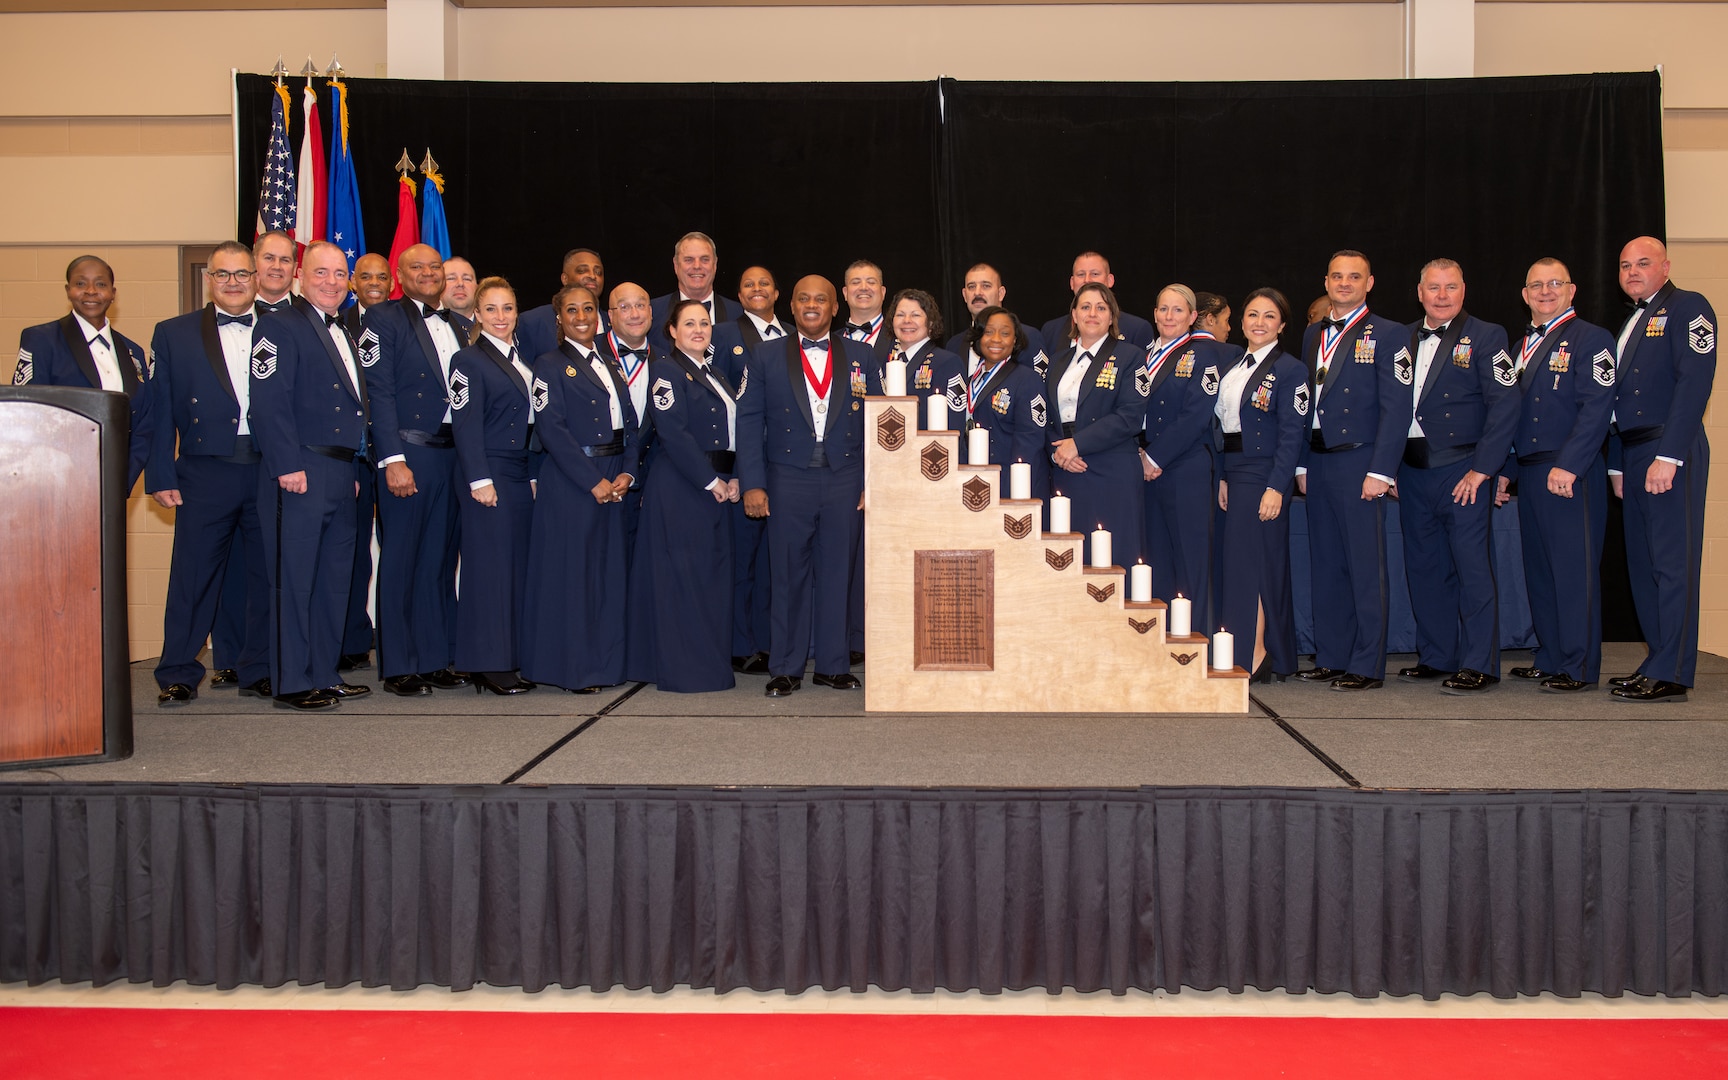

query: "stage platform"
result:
(3, 643), (1726, 1000)
(4, 643), (1725, 790)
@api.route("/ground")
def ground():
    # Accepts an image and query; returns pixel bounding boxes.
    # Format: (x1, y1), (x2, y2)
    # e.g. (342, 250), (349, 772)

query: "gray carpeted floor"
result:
(2, 645), (1722, 791)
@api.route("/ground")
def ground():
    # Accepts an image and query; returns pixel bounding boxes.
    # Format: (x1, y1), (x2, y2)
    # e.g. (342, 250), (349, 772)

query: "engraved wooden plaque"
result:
(913, 550), (994, 670)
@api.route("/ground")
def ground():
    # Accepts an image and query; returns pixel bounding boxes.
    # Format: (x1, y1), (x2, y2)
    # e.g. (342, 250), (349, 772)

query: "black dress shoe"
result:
(473, 672), (531, 695)
(1398, 663), (1448, 682)
(731, 651), (771, 674)
(274, 689), (339, 710)
(1540, 674), (1593, 693)
(516, 677), (537, 692)
(1296, 667), (1344, 682)
(764, 675), (802, 697)
(238, 677), (272, 698)
(1249, 658), (1287, 684)
(1331, 673), (1383, 691)
(1440, 669), (1499, 695)
(1611, 679), (1689, 703)
(1608, 672), (1648, 689)
(812, 671), (861, 690)
(157, 683), (196, 706)
(566, 685), (605, 694)
(209, 669), (238, 688)
(338, 651), (373, 672)
(324, 682), (372, 698)
(420, 668), (471, 690)
(850, 651), (866, 667)
(382, 674), (432, 697)
(1509, 666), (1552, 680)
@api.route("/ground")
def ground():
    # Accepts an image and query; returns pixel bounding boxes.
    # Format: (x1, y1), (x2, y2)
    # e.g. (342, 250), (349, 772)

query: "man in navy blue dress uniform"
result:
(1294, 250), (1408, 691)
(366, 243), (471, 696)
(248, 241), (373, 710)
(601, 282), (667, 565)
(335, 251), (391, 674)
(738, 275), (879, 696)
(1393, 259), (1519, 695)
(1507, 258), (1617, 693)
(649, 232), (743, 353)
(945, 262), (1050, 377)
(1606, 237), (1717, 702)
(1039, 252), (1156, 352)
(13, 253), (153, 491)
(730, 267), (788, 673)
(145, 241), (272, 705)
(518, 247), (606, 362)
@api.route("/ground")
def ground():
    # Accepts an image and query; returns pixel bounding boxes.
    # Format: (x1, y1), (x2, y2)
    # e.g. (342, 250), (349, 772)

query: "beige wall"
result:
(5, 2), (1728, 660)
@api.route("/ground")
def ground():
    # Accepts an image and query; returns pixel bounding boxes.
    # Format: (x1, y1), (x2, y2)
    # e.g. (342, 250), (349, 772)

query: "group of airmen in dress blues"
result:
(14, 232), (1713, 708)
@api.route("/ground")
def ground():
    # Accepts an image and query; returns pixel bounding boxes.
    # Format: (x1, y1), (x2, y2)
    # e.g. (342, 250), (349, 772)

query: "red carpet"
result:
(2, 1007), (1724, 1078)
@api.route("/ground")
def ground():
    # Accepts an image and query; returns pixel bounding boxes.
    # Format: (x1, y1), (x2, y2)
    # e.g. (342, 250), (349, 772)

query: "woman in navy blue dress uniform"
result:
(1216, 289), (1308, 681)
(965, 306), (1050, 497)
(521, 285), (638, 694)
(1140, 284), (1230, 616)
(887, 288), (963, 421)
(450, 278), (538, 695)
(13, 254), (154, 489)
(626, 299), (740, 693)
(1044, 283), (1150, 566)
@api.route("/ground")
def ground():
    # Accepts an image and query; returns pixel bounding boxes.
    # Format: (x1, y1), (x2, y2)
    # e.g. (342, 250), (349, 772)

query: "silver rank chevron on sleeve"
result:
(449, 368), (470, 409)
(12, 348), (31, 384)
(1393, 347), (1413, 385)
(1690, 314), (1716, 354)
(250, 339), (277, 380)
(1492, 349), (1515, 386)
(1592, 348), (1616, 386)
(531, 376), (549, 413)
(652, 377), (674, 411)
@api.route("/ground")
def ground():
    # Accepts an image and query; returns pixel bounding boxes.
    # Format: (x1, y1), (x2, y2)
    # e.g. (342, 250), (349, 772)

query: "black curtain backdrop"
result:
(235, 69), (1661, 636)
(3, 784), (1724, 997)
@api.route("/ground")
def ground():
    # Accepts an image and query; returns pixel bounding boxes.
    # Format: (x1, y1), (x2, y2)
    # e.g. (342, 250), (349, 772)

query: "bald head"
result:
(1618, 235), (1671, 302)
(791, 275), (839, 339)
(353, 253), (391, 309)
(608, 282), (654, 345)
(397, 244), (446, 306)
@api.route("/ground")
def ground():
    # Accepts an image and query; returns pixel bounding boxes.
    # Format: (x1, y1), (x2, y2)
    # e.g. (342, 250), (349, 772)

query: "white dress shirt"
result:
(1057, 336), (1105, 424)
(803, 335), (833, 443)
(1215, 345), (1272, 434)
(573, 340), (625, 430)
(218, 310), (253, 435)
(73, 313), (124, 392)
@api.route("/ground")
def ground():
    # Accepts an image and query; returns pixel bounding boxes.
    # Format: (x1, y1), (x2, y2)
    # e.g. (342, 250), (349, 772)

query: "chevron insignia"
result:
(878, 406), (907, 451)
(1171, 651), (1200, 666)
(962, 476), (993, 512)
(1087, 582), (1115, 602)
(1128, 617), (1157, 635)
(1046, 548), (1073, 571)
(249, 338), (277, 380)
(1004, 513), (1033, 539)
(920, 442), (949, 481)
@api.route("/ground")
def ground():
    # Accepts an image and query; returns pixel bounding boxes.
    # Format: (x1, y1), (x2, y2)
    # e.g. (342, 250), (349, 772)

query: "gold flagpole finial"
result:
(419, 150), (440, 176)
(394, 149), (416, 177)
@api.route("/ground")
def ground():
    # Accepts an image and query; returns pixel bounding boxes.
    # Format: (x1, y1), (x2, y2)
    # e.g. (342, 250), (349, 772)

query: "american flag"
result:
(255, 84), (297, 237)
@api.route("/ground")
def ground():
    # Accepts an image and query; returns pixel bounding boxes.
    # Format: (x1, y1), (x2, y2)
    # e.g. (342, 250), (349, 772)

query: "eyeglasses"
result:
(205, 269), (256, 284)
(1525, 279), (1571, 291)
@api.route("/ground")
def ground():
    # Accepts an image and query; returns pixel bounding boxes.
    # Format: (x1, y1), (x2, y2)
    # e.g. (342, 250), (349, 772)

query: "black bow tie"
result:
(1417, 324), (1448, 340)
(216, 312), (254, 328)
(421, 305), (447, 322)
(324, 313), (341, 328)
(258, 298), (291, 313)
(1317, 317), (1344, 333)
(764, 324), (783, 338)
(1627, 298), (1649, 311)
(801, 337), (829, 351)
(1525, 323), (1545, 339)
(845, 322), (871, 336)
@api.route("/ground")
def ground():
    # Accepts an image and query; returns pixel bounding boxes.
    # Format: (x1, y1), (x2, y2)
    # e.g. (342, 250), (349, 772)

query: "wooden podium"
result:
(0, 387), (134, 768)
(863, 397), (1248, 714)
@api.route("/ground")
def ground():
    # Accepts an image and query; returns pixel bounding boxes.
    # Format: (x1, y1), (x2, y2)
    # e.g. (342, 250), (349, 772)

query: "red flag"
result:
(293, 81), (327, 254)
(385, 174), (419, 299)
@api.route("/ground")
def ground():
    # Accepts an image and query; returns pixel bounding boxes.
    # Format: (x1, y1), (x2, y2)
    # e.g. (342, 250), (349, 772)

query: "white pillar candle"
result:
(968, 427), (990, 466)
(1213, 629), (1235, 671)
(1090, 526), (1112, 569)
(1009, 461), (1031, 501)
(1169, 594), (1192, 637)
(926, 393), (947, 431)
(1130, 561), (1152, 603)
(884, 359), (907, 397)
(1049, 494), (1071, 535)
